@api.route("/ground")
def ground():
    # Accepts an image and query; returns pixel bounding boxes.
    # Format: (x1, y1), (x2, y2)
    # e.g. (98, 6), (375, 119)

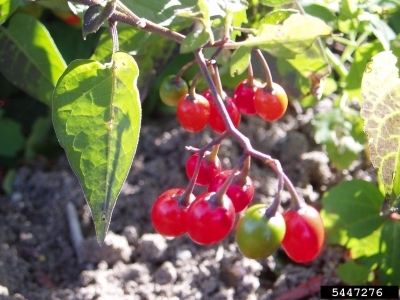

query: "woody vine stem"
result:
(70, 0), (305, 208)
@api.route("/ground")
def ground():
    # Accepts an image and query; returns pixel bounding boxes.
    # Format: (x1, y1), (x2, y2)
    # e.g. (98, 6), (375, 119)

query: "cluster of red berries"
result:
(155, 72), (324, 263)
(159, 76), (288, 134)
(151, 146), (325, 262)
(151, 149), (255, 245)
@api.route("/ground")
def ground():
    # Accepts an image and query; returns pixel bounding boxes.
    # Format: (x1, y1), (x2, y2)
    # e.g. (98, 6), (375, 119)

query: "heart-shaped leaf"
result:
(53, 52), (141, 244)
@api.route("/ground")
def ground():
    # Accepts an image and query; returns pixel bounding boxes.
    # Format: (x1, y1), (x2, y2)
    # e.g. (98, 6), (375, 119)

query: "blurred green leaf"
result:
(0, 0), (20, 25)
(230, 47), (251, 76)
(180, 29), (210, 53)
(258, 9), (298, 26)
(313, 108), (364, 170)
(322, 180), (385, 239)
(302, 3), (336, 23)
(53, 52), (141, 244)
(345, 40), (384, 101)
(0, 110), (25, 157)
(379, 220), (400, 285)
(0, 14), (67, 105)
(337, 260), (373, 285)
(258, 0), (293, 7)
(239, 14), (332, 58)
(24, 115), (52, 159)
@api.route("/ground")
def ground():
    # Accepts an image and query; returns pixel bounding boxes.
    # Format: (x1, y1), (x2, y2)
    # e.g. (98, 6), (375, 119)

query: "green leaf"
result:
(337, 261), (373, 285)
(0, 14), (67, 105)
(52, 52), (141, 244)
(0, 0), (20, 25)
(313, 108), (364, 170)
(24, 115), (52, 159)
(302, 3), (336, 23)
(258, 0), (294, 7)
(230, 47), (251, 76)
(322, 180), (385, 239)
(345, 41), (384, 101)
(360, 51), (400, 201)
(379, 220), (400, 285)
(0, 110), (25, 157)
(180, 29), (210, 53)
(258, 9), (299, 26)
(239, 14), (332, 58)
(92, 27), (177, 101)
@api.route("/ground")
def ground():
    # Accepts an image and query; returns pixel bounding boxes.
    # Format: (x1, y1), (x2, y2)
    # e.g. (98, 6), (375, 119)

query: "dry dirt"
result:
(0, 98), (370, 300)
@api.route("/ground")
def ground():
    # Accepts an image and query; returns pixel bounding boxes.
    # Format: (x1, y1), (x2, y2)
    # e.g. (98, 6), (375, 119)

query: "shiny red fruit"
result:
(254, 82), (288, 122)
(207, 170), (254, 213)
(177, 94), (210, 133)
(233, 79), (262, 115)
(281, 205), (325, 263)
(186, 152), (221, 186)
(203, 90), (241, 134)
(151, 188), (195, 237)
(187, 192), (235, 245)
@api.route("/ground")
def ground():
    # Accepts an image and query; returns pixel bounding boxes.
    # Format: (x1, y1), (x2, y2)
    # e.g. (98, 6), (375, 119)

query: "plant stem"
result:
(253, 49), (273, 91)
(212, 154), (249, 206)
(108, 20), (119, 54)
(325, 48), (348, 80)
(246, 60), (254, 87)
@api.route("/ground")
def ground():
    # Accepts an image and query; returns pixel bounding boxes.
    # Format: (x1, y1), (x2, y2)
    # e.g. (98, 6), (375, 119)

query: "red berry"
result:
(186, 152), (221, 186)
(177, 94), (210, 133)
(254, 82), (288, 122)
(208, 170), (254, 213)
(187, 192), (235, 245)
(203, 90), (241, 134)
(233, 79), (262, 115)
(64, 14), (81, 25)
(281, 205), (325, 263)
(151, 188), (195, 237)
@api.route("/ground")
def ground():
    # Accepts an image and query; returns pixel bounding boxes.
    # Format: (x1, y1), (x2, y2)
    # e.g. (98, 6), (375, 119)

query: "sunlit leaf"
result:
(180, 28), (210, 53)
(360, 51), (400, 202)
(0, 0), (20, 25)
(237, 14), (332, 58)
(322, 180), (385, 239)
(258, 0), (294, 7)
(230, 47), (251, 76)
(337, 261), (373, 285)
(258, 9), (298, 26)
(379, 220), (400, 285)
(0, 14), (67, 105)
(53, 52), (141, 244)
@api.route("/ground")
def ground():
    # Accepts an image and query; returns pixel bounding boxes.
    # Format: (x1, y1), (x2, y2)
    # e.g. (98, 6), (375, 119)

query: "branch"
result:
(68, 0), (185, 43)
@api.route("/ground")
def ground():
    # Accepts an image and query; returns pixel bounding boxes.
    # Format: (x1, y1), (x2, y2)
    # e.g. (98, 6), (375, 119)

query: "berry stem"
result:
(188, 71), (202, 99)
(265, 160), (284, 218)
(210, 63), (225, 98)
(234, 155), (251, 186)
(208, 144), (220, 163)
(253, 49), (274, 92)
(211, 153), (249, 206)
(175, 59), (197, 82)
(246, 59), (254, 88)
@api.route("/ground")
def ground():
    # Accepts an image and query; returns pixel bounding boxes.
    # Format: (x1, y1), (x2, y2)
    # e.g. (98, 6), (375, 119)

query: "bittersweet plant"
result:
(0, 0), (333, 253)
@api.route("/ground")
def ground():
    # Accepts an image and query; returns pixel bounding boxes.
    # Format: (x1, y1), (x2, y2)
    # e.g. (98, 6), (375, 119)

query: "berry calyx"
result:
(151, 188), (195, 237)
(186, 192), (235, 245)
(159, 75), (189, 106)
(233, 79), (262, 115)
(186, 146), (222, 186)
(203, 90), (241, 134)
(254, 82), (288, 122)
(281, 204), (325, 263)
(236, 204), (286, 259)
(177, 94), (210, 133)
